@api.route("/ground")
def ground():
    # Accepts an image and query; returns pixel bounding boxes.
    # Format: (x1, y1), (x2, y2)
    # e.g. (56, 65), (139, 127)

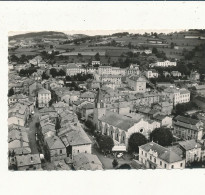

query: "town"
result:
(8, 30), (205, 170)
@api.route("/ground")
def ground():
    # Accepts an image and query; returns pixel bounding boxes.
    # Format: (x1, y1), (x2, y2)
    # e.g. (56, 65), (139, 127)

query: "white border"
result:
(1, 2), (205, 195)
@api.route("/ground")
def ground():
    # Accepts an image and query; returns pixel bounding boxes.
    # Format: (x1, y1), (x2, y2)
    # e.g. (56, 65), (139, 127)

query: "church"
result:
(92, 89), (160, 150)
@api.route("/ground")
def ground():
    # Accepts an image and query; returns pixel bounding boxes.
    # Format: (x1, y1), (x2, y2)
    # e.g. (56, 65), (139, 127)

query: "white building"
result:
(139, 142), (185, 169)
(150, 60), (177, 67)
(145, 69), (159, 78)
(126, 75), (147, 92)
(38, 88), (51, 108)
(163, 88), (190, 105)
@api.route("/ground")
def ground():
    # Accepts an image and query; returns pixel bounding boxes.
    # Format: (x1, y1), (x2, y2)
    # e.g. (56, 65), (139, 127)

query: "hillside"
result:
(9, 31), (68, 40)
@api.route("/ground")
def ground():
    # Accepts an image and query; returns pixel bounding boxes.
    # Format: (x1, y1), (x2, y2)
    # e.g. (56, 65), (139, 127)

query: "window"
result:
(154, 158), (156, 163)
(60, 150), (62, 154)
(171, 165), (174, 169)
(160, 161), (162, 166)
(150, 156), (152, 161)
(164, 164), (167, 168)
(180, 163), (183, 167)
(78, 150), (79, 153)
(85, 151), (87, 153)
(141, 151), (143, 155)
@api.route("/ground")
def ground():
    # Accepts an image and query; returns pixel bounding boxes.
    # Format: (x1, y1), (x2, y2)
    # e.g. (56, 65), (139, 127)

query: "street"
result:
(27, 110), (40, 154)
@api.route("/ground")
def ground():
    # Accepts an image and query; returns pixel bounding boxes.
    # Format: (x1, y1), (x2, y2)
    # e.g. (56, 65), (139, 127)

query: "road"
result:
(27, 111), (40, 154)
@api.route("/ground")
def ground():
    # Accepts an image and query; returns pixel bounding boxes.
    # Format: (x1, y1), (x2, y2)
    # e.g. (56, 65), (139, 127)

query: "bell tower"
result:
(93, 89), (106, 129)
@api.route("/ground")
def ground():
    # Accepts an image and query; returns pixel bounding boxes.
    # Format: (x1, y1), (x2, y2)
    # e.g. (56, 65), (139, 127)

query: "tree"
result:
(150, 127), (173, 147)
(42, 71), (49, 80)
(94, 52), (100, 61)
(8, 88), (14, 97)
(152, 47), (158, 55)
(170, 42), (174, 49)
(97, 135), (114, 153)
(128, 133), (147, 153)
(117, 164), (131, 169)
(112, 159), (119, 168)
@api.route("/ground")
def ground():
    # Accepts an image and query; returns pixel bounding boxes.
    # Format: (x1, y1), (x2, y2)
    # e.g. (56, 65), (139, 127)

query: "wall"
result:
(72, 144), (92, 156)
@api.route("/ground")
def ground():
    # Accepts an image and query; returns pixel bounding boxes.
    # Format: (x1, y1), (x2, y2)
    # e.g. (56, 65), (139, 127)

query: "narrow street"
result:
(27, 111), (40, 154)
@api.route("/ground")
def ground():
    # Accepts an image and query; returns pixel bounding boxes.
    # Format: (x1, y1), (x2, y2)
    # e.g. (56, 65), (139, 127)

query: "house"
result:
(16, 154), (41, 171)
(8, 126), (31, 156)
(8, 103), (29, 127)
(172, 115), (204, 140)
(145, 69), (158, 78)
(126, 64), (140, 76)
(190, 71), (200, 81)
(44, 135), (67, 162)
(66, 63), (85, 76)
(171, 71), (181, 77)
(100, 74), (122, 87)
(52, 101), (70, 114)
(152, 114), (172, 127)
(58, 124), (92, 157)
(91, 61), (101, 66)
(72, 153), (103, 170)
(150, 60), (177, 67)
(139, 142), (185, 169)
(163, 87), (190, 105)
(152, 101), (173, 115)
(37, 88), (51, 108)
(80, 91), (96, 102)
(81, 102), (95, 121)
(8, 94), (28, 105)
(174, 140), (202, 164)
(126, 75), (147, 92)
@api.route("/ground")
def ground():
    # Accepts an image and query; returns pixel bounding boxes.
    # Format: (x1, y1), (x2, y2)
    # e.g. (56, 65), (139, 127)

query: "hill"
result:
(9, 31), (68, 40)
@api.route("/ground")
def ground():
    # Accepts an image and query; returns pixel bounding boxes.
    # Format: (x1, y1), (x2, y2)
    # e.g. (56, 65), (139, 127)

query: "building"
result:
(72, 153), (103, 170)
(98, 66), (112, 75)
(126, 64), (140, 76)
(58, 124), (92, 157)
(16, 154), (41, 171)
(152, 101), (173, 115)
(8, 126), (31, 156)
(44, 135), (67, 162)
(127, 75), (147, 92)
(98, 111), (160, 149)
(145, 69), (158, 78)
(163, 87), (190, 105)
(193, 85), (205, 96)
(139, 142), (185, 169)
(100, 74), (122, 87)
(150, 60), (177, 67)
(176, 140), (202, 164)
(172, 115), (204, 140)
(66, 63), (85, 76)
(37, 88), (51, 108)
(152, 114), (172, 127)
(91, 61), (101, 66)
(190, 71), (200, 81)
(8, 103), (29, 127)
(8, 94), (28, 105)
(171, 71), (182, 77)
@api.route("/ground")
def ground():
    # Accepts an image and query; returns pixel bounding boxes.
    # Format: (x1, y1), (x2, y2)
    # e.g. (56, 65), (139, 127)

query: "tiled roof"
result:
(73, 153), (103, 170)
(140, 142), (183, 163)
(99, 111), (140, 131)
(45, 136), (65, 150)
(16, 154), (41, 167)
(59, 125), (92, 146)
(178, 140), (202, 151)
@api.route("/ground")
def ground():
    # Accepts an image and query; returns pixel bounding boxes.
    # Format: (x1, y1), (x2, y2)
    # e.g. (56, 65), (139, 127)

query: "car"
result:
(117, 153), (123, 158)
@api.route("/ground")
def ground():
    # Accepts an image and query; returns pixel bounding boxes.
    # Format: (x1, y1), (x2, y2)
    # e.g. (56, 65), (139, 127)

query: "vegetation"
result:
(174, 102), (198, 116)
(8, 88), (14, 97)
(150, 127), (173, 147)
(128, 133), (147, 153)
(42, 71), (49, 80)
(50, 68), (66, 78)
(96, 135), (114, 154)
(117, 164), (131, 169)
(19, 67), (39, 77)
